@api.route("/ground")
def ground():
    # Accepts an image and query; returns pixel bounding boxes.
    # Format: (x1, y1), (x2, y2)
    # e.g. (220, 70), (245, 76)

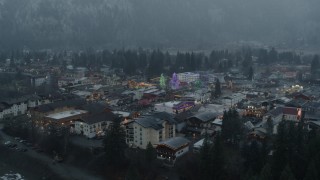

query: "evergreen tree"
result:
(209, 50), (218, 69)
(164, 51), (171, 67)
(310, 55), (319, 79)
(248, 66), (254, 81)
(200, 136), (211, 180)
(243, 141), (263, 174)
(259, 163), (272, 180)
(279, 165), (296, 180)
(138, 50), (148, 70)
(304, 160), (318, 180)
(242, 52), (252, 75)
(269, 47), (278, 63)
(258, 49), (268, 64)
(211, 134), (225, 179)
(296, 71), (303, 82)
(272, 121), (288, 179)
(145, 142), (157, 163)
(159, 73), (166, 89)
(126, 165), (141, 180)
(103, 118), (127, 166)
(214, 78), (221, 98)
(190, 52), (196, 71)
(266, 116), (273, 136)
(221, 109), (242, 144)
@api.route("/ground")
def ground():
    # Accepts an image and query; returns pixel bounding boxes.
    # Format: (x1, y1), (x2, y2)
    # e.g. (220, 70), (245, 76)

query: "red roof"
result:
(294, 94), (311, 100)
(283, 107), (297, 115)
(138, 99), (151, 106)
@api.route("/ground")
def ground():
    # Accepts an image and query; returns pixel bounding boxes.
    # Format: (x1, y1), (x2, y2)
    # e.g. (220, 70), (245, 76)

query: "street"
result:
(0, 129), (103, 180)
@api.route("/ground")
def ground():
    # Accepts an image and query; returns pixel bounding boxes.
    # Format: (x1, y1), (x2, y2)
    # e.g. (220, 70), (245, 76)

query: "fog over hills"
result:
(0, 0), (319, 49)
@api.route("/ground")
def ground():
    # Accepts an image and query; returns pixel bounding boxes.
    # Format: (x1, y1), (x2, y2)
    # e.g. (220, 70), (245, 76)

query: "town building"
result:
(177, 72), (200, 83)
(74, 111), (117, 138)
(156, 137), (190, 166)
(44, 109), (87, 126)
(186, 111), (217, 135)
(0, 94), (50, 120)
(31, 75), (50, 87)
(154, 101), (195, 114)
(125, 112), (176, 149)
(262, 106), (303, 134)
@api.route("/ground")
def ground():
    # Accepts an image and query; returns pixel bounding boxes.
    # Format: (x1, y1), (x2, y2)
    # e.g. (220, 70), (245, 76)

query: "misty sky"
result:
(0, 0), (319, 49)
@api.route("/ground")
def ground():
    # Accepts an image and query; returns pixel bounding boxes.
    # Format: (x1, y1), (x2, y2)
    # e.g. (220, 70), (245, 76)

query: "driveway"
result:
(0, 130), (104, 180)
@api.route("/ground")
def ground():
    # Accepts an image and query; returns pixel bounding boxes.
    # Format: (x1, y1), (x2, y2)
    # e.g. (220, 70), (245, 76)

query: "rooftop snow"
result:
(46, 110), (87, 120)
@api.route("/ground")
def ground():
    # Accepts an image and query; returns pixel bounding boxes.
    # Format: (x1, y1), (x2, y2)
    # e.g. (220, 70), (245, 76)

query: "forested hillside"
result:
(0, 0), (320, 49)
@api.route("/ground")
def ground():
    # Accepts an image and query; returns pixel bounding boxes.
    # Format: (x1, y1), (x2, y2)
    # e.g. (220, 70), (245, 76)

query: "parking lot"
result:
(0, 130), (103, 180)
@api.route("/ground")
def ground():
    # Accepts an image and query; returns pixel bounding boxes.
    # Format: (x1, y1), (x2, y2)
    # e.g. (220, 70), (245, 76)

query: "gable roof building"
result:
(125, 112), (176, 149)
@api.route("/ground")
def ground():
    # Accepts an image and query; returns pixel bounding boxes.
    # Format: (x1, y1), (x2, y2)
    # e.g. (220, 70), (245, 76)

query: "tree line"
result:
(196, 110), (320, 180)
(1, 47), (319, 80)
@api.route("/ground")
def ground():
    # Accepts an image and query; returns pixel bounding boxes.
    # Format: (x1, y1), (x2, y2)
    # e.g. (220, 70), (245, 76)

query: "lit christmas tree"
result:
(159, 73), (166, 89)
(170, 73), (180, 90)
(194, 80), (202, 90)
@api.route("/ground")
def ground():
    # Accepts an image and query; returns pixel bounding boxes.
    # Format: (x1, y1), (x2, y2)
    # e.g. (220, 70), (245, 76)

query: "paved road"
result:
(0, 130), (103, 180)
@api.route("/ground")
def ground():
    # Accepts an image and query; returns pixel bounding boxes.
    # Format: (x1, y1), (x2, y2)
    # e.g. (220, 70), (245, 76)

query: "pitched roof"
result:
(283, 107), (298, 115)
(267, 106), (299, 117)
(80, 102), (109, 114)
(81, 111), (117, 125)
(190, 111), (217, 122)
(267, 107), (283, 117)
(303, 102), (320, 109)
(135, 116), (164, 130)
(157, 137), (190, 150)
(1, 94), (41, 105)
(34, 99), (87, 113)
(152, 112), (176, 125)
(174, 111), (194, 122)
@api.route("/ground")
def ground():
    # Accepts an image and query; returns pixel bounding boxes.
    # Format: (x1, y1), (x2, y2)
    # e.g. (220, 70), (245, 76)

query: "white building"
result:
(154, 101), (181, 114)
(222, 92), (246, 107)
(184, 89), (211, 104)
(74, 112), (116, 138)
(177, 72), (200, 83)
(156, 137), (190, 164)
(262, 106), (302, 134)
(0, 95), (49, 120)
(125, 112), (176, 149)
(31, 75), (50, 87)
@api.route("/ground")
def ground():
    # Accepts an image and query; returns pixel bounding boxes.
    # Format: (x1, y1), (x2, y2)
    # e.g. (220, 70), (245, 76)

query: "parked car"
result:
(16, 148), (28, 152)
(19, 140), (27, 143)
(8, 143), (17, 148)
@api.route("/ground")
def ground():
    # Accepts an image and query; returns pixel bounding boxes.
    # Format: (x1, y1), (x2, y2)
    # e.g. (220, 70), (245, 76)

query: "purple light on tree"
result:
(170, 73), (180, 90)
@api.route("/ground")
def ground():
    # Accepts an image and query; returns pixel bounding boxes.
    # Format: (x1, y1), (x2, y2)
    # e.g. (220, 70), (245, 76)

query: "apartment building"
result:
(125, 112), (176, 149)
(0, 94), (49, 120)
(74, 111), (117, 138)
(177, 72), (200, 83)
